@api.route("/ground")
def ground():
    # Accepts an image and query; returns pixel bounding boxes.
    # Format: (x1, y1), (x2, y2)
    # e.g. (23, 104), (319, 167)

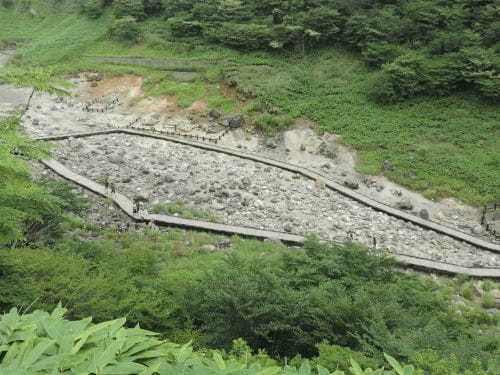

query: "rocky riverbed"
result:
(22, 84), (497, 240)
(47, 132), (500, 268)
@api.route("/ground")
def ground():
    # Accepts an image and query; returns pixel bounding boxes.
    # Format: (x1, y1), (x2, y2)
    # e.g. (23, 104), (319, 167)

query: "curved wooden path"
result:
(40, 159), (500, 278)
(36, 129), (500, 253)
(36, 130), (500, 278)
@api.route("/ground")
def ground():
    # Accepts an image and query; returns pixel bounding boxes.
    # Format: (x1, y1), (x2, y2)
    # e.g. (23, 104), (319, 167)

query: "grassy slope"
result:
(1, 5), (499, 206)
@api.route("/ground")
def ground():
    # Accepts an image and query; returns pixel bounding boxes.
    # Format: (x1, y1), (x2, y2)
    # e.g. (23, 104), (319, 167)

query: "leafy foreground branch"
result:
(0, 306), (428, 375)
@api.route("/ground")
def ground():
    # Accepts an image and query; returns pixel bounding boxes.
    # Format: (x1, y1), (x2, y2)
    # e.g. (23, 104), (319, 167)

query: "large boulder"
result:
(396, 199), (413, 210)
(223, 113), (244, 128)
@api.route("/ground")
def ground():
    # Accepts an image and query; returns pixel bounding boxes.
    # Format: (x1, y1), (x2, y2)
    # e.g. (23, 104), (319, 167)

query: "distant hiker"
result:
(110, 183), (116, 194)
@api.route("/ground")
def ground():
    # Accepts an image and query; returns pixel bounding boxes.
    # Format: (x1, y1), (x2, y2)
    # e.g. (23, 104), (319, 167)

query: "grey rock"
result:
(404, 170), (417, 180)
(224, 113), (244, 128)
(208, 109), (221, 120)
(300, 144), (306, 152)
(382, 160), (396, 172)
(266, 140), (277, 149)
(419, 209), (430, 220)
(343, 180), (359, 190)
(216, 238), (232, 249)
(108, 155), (123, 164)
(201, 244), (216, 252)
(284, 224), (293, 233)
(241, 177), (251, 187)
(396, 199), (413, 210)
(392, 190), (403, 197)
(318, 142), (337, 159)
(134, 194), (149, 202)
(32, 119), (39, 126)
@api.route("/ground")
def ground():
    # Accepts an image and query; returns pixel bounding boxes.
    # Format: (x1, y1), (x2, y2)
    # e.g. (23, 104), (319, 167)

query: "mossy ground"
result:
(1, 6), (499, 206)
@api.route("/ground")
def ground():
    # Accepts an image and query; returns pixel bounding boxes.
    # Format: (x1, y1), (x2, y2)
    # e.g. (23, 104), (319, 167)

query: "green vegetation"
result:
(0, 117), (499, 374)
(0, 306), (445, 375)
(1, 2), (500, 373)
(151, 201), (219, 222)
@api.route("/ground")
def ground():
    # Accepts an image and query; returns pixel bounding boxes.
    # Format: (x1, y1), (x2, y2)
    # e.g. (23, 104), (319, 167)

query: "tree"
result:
(108, 16), (143, 42)
(113, 0), (145, 20)
(81, 0), (104, 19)
(0, 117), (61, 247)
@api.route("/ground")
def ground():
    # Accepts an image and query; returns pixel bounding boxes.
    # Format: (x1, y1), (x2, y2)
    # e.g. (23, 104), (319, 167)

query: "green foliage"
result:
(0, 117), (62, 247)
(108, 16), (143, 42)
(113, 0), (145, 20)
(461, 285), (474, 300)
(481, 281), (494, 292)
(313, 343), (379, 373)
(0, 307), (442, 375)
(481, 293), (496, 309)
(80, 0), (104, 19)
(253, 113), (293, 135)
(205, 23), (274, 50)
(1, 0), (13, 8)
(169, 18), (203, 37)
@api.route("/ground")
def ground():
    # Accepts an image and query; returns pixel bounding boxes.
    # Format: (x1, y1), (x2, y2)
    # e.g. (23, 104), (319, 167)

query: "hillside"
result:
(0, 0), (500, 374)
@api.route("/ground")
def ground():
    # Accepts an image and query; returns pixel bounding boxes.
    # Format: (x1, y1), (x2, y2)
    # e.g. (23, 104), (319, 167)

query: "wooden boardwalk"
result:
(40, 128), (500, 253)
(39, 157), (500, 278)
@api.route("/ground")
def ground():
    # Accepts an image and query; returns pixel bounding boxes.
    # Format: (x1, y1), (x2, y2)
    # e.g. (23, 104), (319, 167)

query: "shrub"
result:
(482, 293), (496, 309)
(143, 0), (164, 16)
(482, 280), (494, 292)
(108, 16), (143, 42)
(0, 307), (429, 375)
(169, 17), (203, 37)
(205, 23), (274, 50)
(80, 0), (104, 19)
(113, 0), (145, 20)
(462, 285), (474, 300)
(1, 0), (14, 8)
(362, 41), (405, 68)
(313, 342), (380, 372)
(253, 113), (293, 135)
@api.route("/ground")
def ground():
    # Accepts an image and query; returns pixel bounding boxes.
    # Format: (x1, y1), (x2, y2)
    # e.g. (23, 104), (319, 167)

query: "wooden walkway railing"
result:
(36, 129), (500, 254)
(39, 157), (500, 278)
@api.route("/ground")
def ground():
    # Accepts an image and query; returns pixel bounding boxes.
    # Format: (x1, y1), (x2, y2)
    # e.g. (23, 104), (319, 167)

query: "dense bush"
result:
(169, 18), (203, 37)
(179, 238), (499, 371)
(1, 0), (13, 8)
(80, 0), (104, 19)
(0, 118), (64, 247)
(0, 306), (438, 375)
(113, 0), (145, 20)
(161, 0), (500, 101)
(108, 16), (143, 42)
